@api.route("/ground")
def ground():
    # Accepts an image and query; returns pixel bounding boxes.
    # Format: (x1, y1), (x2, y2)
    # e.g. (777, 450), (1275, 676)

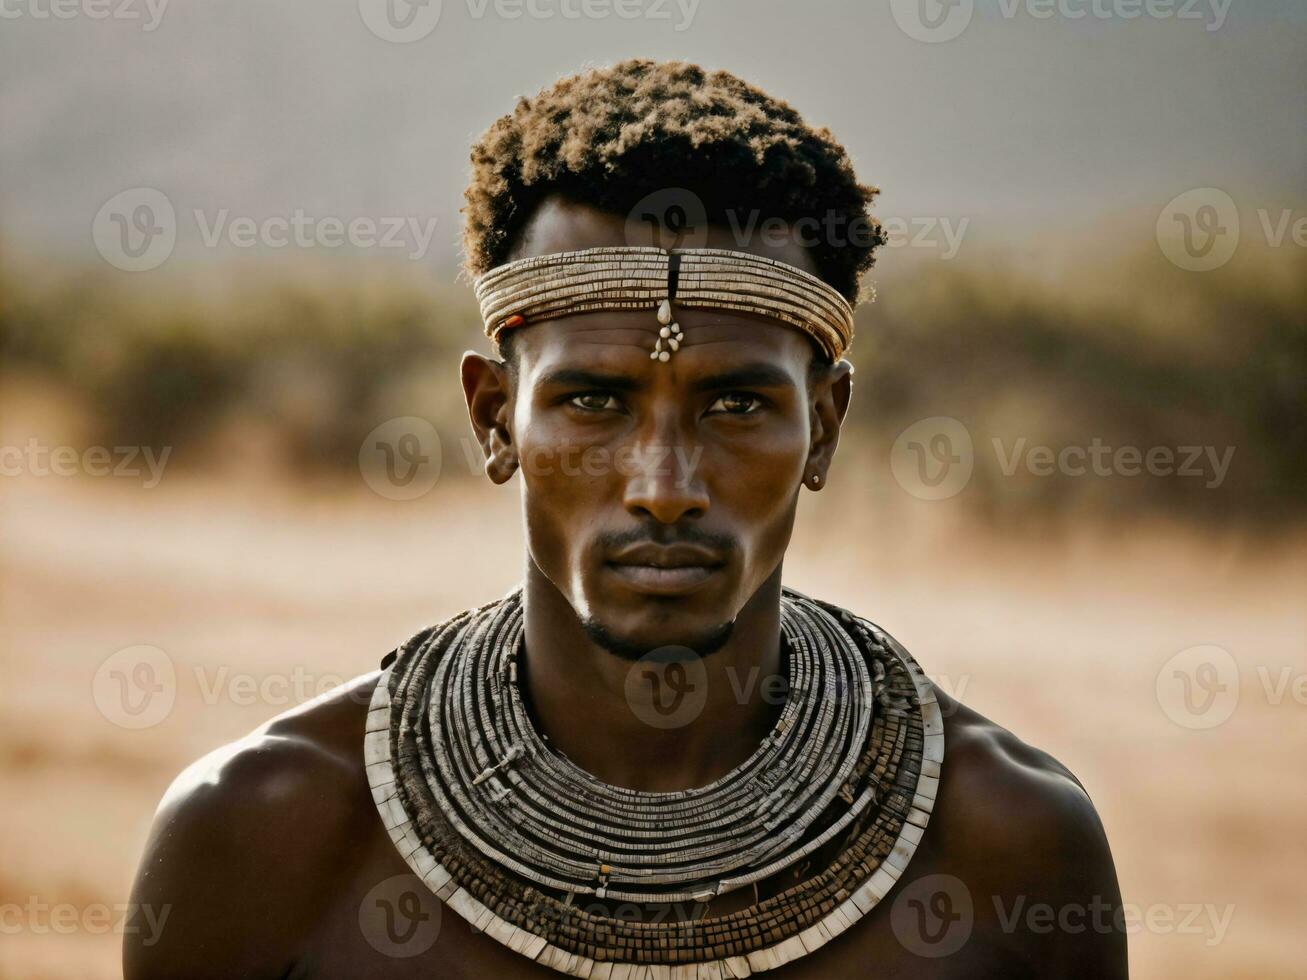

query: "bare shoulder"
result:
(124, 670), (383, 980)
(934, 685), (1112, 867)
(926, 685), (1128, 977)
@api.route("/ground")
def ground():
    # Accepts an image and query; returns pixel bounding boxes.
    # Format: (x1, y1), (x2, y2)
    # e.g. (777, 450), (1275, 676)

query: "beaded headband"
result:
(473, 246), (856, 362)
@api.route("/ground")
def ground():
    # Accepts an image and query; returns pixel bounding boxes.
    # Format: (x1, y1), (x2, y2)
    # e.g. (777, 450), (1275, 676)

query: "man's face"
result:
(482, 197), (845, 657)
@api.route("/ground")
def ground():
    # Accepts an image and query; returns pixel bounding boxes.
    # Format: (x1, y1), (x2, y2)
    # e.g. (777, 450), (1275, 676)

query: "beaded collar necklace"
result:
(366, 587), (943, 976)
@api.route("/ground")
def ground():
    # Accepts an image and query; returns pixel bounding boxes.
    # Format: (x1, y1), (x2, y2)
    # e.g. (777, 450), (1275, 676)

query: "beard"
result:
(577, 612), (737, 662)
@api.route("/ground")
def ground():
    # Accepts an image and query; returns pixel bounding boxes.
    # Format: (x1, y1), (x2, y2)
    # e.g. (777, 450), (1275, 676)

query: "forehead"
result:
(514, 308), (816, 389)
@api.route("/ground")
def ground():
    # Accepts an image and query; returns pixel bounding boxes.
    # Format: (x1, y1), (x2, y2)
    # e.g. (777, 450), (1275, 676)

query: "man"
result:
(126, 60), (1126, 978)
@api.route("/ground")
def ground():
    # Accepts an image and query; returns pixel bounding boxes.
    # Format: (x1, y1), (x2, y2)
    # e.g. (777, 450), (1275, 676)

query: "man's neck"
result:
(520, 561), (785, 793)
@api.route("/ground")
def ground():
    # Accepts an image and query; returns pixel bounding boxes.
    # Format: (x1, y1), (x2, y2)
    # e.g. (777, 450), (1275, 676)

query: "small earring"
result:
(810, 473), (821, 487)
(487, 452), (518, 483)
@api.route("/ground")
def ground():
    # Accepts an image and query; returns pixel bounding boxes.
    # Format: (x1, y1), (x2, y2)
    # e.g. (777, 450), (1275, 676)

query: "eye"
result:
(568, 392), (621, 412)
(707, 392), (764, 415)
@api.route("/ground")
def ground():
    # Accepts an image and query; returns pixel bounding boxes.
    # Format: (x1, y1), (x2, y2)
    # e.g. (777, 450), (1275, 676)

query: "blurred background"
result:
(1, 1), (1304, 977)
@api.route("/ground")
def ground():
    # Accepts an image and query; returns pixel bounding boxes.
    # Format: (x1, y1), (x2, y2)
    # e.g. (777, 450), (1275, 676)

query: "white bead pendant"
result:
(653, 299), (685, 363)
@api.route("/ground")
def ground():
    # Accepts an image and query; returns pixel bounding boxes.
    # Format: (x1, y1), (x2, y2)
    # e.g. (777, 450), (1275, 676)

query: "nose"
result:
(622, 439), (709, 525)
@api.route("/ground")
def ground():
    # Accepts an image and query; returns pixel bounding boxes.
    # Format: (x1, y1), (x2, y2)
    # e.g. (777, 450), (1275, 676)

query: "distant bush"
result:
(857, 244), (1306, 526)
(0, 256), (478, 471)
(2, 242), (1303, 526)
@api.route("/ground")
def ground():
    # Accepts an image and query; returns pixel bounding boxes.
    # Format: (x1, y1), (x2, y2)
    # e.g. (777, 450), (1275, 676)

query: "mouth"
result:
(604, 543), (726, 596)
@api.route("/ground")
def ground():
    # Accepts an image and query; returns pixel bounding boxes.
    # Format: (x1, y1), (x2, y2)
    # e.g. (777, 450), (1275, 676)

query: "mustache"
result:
(597, 524), (737, 556)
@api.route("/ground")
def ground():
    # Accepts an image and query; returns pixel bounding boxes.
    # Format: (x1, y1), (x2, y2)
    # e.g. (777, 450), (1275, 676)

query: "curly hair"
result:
(462, 59), (883, 321)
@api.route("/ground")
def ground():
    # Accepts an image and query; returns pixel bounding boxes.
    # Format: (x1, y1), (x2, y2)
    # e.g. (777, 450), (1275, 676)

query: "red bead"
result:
(503, 314), (525, 329)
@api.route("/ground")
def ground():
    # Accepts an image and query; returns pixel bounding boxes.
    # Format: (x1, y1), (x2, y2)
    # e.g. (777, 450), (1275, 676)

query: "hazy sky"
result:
(2, 0), (1303, 271)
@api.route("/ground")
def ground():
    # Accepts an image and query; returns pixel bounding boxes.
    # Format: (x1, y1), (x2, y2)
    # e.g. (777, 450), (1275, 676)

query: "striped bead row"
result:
(473, 247), (856, 361)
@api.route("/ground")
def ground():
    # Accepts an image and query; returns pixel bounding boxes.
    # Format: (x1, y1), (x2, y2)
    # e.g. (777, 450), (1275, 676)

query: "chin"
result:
(578, 602), (737, 661)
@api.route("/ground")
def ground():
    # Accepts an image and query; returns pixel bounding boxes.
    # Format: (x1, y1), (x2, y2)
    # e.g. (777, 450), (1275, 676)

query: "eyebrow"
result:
(536, 363), (796, 395)
(689, 363), (796, 393)
(536, 368), (641, 392)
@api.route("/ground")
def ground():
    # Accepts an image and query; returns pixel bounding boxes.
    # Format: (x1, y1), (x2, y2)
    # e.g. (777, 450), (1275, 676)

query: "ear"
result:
(805, 359), (854, 490)
(460, 351), (518, 484)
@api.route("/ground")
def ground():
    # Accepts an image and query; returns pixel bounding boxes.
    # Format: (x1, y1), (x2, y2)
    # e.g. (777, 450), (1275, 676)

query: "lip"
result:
(605, 542), (726, 596)
(605, 562), (722, 596)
